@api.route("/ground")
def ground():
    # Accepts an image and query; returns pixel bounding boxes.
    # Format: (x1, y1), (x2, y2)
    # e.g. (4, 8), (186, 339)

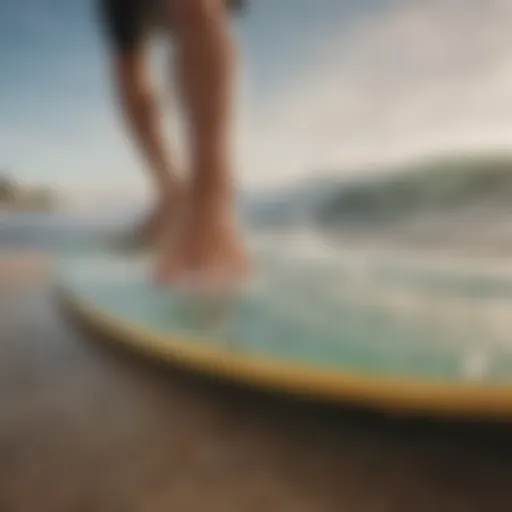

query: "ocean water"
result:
(7, 205), (512, 379)
(0, 208), (141, 251)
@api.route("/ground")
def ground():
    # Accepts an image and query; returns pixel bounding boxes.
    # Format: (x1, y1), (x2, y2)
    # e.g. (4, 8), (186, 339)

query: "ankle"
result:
(187, 191), (235, 227)
(157, 179), (184, 204)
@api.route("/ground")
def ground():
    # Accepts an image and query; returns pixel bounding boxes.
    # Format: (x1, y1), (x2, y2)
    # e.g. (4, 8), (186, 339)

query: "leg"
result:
(173, 0), (235, 202)
(113, 47), (183, 243)
(98, 0), (183, 244)
(156, 0), (249, 285)
(114, 47), (178, 196)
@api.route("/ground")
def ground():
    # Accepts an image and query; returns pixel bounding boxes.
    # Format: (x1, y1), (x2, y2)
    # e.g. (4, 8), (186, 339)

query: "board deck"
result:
(55, 236), (512, 419)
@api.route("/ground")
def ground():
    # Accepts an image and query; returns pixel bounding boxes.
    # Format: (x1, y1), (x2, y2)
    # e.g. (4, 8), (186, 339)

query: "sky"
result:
(2, 0), (512, 205)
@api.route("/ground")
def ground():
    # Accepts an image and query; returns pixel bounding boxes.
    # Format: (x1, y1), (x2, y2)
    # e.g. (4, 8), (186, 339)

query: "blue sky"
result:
(2, 0), (512, 204)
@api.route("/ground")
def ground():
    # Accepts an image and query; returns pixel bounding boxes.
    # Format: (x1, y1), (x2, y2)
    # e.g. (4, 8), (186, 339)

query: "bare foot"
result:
(155, 202), (251, 289)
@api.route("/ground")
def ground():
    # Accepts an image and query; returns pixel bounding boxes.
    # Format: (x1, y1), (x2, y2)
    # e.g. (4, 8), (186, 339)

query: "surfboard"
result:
(54, 233), (512, 419)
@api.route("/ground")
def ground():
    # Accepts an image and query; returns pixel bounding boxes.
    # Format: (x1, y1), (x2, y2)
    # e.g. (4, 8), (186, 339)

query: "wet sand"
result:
(1, 253), (512, 511)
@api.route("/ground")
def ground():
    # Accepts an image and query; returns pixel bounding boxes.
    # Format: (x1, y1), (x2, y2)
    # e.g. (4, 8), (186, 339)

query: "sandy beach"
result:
(0, 249), (511, 511)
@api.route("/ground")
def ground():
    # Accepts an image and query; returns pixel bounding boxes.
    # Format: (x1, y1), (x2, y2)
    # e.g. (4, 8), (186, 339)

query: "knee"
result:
(168, 0), (222, 29)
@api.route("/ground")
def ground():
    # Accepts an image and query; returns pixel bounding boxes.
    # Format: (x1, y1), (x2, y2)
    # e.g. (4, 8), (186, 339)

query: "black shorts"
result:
(97, 0), (157, 52)
(97, 0), (245, 52)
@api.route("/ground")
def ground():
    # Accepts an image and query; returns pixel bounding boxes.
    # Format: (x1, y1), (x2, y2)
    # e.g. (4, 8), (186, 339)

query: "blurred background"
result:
(2, 0), (512, 250)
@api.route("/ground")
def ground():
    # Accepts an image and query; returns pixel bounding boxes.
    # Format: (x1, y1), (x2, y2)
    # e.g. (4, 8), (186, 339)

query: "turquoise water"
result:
(58, 235), (512, 384)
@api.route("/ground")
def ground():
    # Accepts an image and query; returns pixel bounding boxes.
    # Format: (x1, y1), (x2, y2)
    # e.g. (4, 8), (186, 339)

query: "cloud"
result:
(237, 0), (512, 189)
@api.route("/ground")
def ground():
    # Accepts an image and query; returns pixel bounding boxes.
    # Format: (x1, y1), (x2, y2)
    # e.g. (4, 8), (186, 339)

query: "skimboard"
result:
(54, 235), (512, 419)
